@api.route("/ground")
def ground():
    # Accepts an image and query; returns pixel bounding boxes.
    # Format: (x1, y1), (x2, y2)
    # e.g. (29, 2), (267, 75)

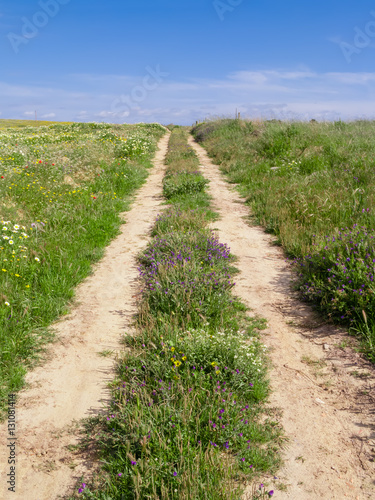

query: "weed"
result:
(98, 350), (114, 358)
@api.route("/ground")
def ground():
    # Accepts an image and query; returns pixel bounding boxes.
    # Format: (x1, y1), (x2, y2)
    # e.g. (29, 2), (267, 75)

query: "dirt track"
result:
(1, 129), (374, 499)
(0, 132), (170, 500)
(189, 135), (375, 499)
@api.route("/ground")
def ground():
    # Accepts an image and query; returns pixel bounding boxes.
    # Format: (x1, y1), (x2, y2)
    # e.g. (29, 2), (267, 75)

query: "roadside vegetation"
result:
(0, 121), (165, 414)
(192, 119), (375, 361)
(72, 127), (281, 499)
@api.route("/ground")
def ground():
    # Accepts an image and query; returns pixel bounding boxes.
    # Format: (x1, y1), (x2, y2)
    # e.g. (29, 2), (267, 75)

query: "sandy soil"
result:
(189, 136), (375, 500)
(0, 132), (170, 500)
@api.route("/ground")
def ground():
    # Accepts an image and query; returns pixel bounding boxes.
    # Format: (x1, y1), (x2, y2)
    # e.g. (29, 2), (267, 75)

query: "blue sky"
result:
(1, 0), (375, 124)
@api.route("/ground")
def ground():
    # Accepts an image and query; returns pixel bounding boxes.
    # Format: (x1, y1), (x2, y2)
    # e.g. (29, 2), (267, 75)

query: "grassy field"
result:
(0, 119), (72, 129)
(71, 127), (281, 499)
(0, 121), (165, 414)
(192, 119), (375, 360)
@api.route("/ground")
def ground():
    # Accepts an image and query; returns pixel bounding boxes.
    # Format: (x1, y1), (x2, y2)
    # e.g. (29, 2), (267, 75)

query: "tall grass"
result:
(0, 122), (165, 414)
(70, 127), (281, 499)
(192, 118), (375, 360)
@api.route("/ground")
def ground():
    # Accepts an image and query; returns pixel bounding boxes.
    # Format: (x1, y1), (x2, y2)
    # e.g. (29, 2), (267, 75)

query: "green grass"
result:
(192, 118), (375, 361)
(0, 121), (165, 415)
(162, 127), (214, 214)
(70, 127), (281, 499)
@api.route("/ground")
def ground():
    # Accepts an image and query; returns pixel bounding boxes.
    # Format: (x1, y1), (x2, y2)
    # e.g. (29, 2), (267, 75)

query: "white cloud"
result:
(1, 68), (375, 125)
(326, 72), (375, 84)
(95, 110), (130, 118)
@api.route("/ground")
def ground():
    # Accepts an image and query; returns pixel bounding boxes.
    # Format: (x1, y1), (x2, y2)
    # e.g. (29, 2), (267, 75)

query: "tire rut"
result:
(189, 135), (375, 500)
(0, 132), (170, 500)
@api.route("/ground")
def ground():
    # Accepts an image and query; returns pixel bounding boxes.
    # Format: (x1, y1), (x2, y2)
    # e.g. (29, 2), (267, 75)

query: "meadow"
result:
(0, 119), (71, 129)
(0, 120), (165, 413)
(192, 119), (375, 360)
(72, 127), (281, 499)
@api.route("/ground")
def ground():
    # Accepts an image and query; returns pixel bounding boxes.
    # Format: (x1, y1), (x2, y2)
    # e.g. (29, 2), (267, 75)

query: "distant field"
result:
(0, 121), (165, 412)
(192, 119), (375, 360)
(0, 119), (72, 129)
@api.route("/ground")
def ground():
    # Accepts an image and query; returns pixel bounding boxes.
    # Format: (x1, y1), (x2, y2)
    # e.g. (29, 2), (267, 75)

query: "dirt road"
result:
(1, 129), (374, 500)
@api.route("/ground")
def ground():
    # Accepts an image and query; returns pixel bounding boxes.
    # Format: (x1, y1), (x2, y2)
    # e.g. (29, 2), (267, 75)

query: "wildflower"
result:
(5, 302), (10, 306)
(118, 473), (122, 477)
(131, 461), (137, 466)
(269, 492), (274, 497)
(173, 471), (177, 477)
(78, 483), (86, 493)
(9, 240), (13, 245)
